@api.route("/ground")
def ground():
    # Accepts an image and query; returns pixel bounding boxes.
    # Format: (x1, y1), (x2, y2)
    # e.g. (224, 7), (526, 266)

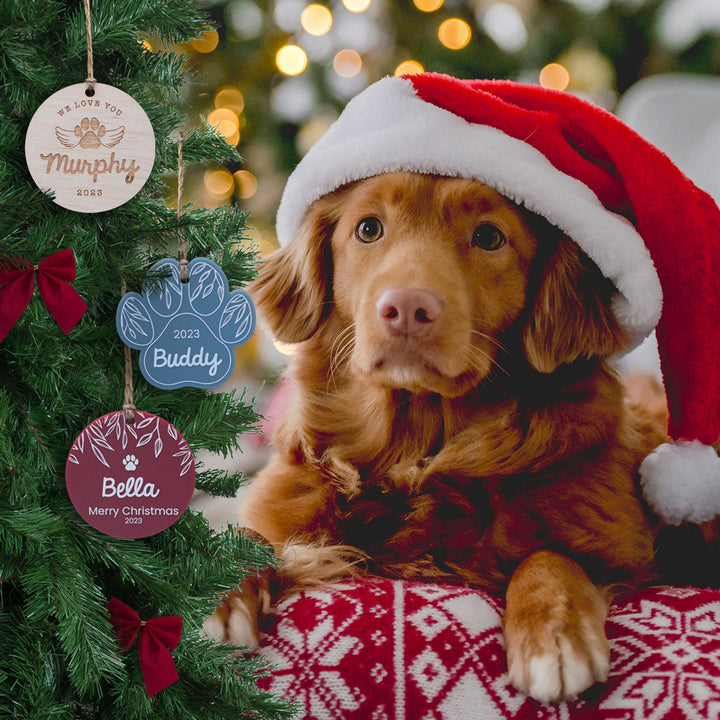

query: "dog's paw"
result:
(203, 591), (263, 649)
(504, 550), (611, 703)
(505, 615), (610, 702)
(204, 530), (276, 651)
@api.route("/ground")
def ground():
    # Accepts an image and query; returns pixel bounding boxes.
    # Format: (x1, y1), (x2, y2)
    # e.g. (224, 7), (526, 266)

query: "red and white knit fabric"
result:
(257, 578), (720, 720)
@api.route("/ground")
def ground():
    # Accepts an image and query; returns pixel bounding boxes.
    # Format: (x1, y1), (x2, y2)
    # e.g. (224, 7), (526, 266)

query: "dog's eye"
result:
(356, 217), (384, 243)
(472, 224), (506, 251)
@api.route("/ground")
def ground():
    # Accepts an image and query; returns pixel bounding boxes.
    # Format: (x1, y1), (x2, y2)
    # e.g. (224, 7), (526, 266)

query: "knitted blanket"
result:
(258, 578), (720, 720)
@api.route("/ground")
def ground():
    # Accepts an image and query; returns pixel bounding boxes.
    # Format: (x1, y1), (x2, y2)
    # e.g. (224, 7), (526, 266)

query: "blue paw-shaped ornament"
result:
(116, 257), (256, 389)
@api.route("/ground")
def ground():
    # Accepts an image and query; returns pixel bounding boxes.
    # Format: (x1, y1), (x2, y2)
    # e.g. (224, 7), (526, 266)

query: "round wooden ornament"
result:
(25, 83), (155, 212)
(66, 410), (195, 539)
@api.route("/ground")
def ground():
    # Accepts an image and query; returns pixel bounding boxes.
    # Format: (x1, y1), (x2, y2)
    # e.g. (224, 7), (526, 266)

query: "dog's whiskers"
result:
(468, 333), (512, 379)
(471, 330), (508, 353)
(328, 324), (356, 390)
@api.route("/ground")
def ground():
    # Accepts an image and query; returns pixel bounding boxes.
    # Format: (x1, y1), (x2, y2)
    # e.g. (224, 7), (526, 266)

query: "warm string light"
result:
(394, 60), (424, 76)
(333, 49), (362, 78)
(276, 44), (308, 75)
(414, 0), (443, 11)
(342, 0), (372, 12)
(207, 107), (241, 146)
(539, 62), (570, 90)
(438, 18), (472, 49)
(302, 4), (333, 35)
(273, 340), (298, 356)
(234, 170), (258, 200)
(214, 87), (245, 114)
(190, 26), (219, 53)
(204, 169), (234, 199)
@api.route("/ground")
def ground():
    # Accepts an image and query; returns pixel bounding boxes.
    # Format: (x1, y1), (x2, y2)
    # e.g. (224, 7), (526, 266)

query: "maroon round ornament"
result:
(66, 410), (195, 539)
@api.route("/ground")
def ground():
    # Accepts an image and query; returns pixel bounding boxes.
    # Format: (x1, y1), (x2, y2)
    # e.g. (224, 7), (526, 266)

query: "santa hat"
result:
(276, 72), (720, 526)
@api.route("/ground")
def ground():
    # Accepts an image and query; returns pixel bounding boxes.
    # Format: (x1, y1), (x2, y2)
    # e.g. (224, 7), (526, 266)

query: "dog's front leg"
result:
(504, 550), (610, 703)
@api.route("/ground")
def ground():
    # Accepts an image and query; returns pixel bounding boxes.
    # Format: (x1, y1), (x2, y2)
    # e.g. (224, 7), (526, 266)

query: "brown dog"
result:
(209, 172), (671, 702)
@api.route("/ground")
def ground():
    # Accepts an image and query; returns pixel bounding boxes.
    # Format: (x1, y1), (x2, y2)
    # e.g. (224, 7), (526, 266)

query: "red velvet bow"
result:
(0, 248), (88, 342)
(106, 597), (183, 697)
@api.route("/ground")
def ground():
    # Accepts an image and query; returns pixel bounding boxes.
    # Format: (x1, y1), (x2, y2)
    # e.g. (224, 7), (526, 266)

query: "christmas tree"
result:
(0, 1), (295, 718)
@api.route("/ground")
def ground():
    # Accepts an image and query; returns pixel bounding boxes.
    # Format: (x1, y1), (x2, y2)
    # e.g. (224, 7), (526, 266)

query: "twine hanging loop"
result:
(177, 132), (189, 282)
(82, 0), (96, 93)
(120, 278), (135, 424)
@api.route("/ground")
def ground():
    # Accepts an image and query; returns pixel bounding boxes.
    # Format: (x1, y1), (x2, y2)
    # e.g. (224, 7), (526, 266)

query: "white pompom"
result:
(640, 440), (720, 525)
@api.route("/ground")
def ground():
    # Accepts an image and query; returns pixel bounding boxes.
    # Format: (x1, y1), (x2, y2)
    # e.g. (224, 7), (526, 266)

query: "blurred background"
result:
(176, 0), (720, 523)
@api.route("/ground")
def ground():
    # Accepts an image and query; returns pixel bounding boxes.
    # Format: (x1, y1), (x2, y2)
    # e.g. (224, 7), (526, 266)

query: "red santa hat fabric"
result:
(275, 72), (720, 525)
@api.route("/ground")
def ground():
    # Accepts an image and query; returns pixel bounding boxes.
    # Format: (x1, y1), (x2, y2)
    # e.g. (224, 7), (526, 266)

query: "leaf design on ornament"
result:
(188, 261), (225, 314)
(90, 442), (110, 468)
(154, 436), (163, 458)
(158, 264), (183, 311)
(167, 424), (178, 440)
(219, 293), (255, 343)
(68, 453), (79, 465)
(77, 433), (85, 454)
(89, 426), (113, 451)
(143, 262), (183, 318)
(135, 416), (155, 430)
(105, 413), (122, 441)
(173, 443), (194, 477)
(137, 432), (153, 448)
(119, 296), (154, 346)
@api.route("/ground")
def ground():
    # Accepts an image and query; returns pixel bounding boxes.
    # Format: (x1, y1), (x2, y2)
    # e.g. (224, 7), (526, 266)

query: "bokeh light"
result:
(301, 4), (333, 36)
(273, 340), (298, 356)
(208, 108), (240, 129)
(414, 0), (443, 11)
(333, 49), (363, 78)
(296, 115), (336, 155)
(481, 3), (527, 53)
(539, 62), (570, 90)
(274, 0), (305, 32)
(204, 169), (235, 199)
(207, 108), (240, 145)
(234, 170), (258, 199)
(276, 44), (309, 75)
(394, 60), (425, 76)
(342, 0), (372, 13)
(190, 26), (219, 53)
(438, 18), (471, 49)
(226, 1), (263, 40)
(214, 87), (245, 114)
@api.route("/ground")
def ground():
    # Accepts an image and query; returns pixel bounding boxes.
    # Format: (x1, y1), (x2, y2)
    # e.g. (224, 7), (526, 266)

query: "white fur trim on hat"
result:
(276, 75), (663, 348)
(640, 440), (720, 525)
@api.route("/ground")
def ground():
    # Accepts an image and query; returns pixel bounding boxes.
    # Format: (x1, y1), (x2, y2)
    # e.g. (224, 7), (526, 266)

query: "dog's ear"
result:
(250, 197), (338, 343)
(522, 233), (628, 374)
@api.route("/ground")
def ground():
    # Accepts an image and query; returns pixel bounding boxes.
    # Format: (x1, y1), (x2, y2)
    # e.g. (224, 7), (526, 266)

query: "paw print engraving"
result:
(122, 454), (139, 471)
(55, 117), (125, 149)
(116, 257), (256, 390)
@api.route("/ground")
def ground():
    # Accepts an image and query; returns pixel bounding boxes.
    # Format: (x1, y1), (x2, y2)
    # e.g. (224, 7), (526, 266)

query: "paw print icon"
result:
(116, 257), (256, 390)
(122, 454), (139, 471)
(55, 116), (125, 150)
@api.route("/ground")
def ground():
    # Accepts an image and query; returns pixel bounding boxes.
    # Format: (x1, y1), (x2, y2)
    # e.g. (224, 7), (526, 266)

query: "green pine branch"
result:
(0, 0), (293, 717)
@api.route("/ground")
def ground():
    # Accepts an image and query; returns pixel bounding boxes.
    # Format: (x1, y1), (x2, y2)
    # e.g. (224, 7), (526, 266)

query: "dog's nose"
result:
(376, 288), (442, 337)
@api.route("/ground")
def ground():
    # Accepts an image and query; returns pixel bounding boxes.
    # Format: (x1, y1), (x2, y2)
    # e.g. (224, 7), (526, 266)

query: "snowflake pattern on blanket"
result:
(257, 579), (720, 720)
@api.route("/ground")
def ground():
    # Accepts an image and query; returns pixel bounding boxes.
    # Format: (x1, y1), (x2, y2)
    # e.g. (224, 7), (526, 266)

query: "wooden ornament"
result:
(25, 82), (156, 213)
